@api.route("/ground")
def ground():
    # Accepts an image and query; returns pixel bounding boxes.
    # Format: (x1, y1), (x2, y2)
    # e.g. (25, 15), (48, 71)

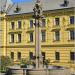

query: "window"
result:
(42, 52), (45, 61)
(70, 30), (75, 40)
(30, 20), (33, 28)
(55, 31), (60, 41)
(11, 52), (14, 60)
(11, 22), (14, 29)
(55, 52), (60, 60)
(17, 52), (21, 60)
(18, 34), (21, 42)
(29, 52), (33, 60)
(55, 18), (60, 25)
(42, 19), (46, 27)
(41, 31), (46, 42)
(70, 16), (74, 24)
(70, 52), (75, 61)
(18, 21), (21, 29)
(10, 34), (14, 43)
(30, 32), (33, 42)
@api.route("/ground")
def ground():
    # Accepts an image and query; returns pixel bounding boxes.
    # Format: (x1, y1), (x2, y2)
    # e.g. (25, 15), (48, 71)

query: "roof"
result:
(0, 0), (12, 12)
(6, 0), (75, 15)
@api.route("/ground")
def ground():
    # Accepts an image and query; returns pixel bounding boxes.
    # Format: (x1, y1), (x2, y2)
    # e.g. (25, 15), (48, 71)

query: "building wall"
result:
(0, 13), (6, 56)
(1, 8), (75, 69)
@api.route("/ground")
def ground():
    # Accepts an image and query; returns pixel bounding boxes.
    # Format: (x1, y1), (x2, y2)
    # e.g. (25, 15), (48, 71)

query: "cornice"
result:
(0, 44), (74, 48)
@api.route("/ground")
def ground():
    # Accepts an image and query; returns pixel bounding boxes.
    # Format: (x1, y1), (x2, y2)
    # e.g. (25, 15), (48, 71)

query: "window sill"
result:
(53, 40), (60, 42)
(68, 40), (75, 42)
(9, 42), (14, 43)
(52, 60), (60, 63)
(11, 59), (14, 60)
(41, 26), (46, 27)
(16, 42), (21, 43)
(27, 41), (33, 43)
(30, 27), (33, 28)
(68, 61), (75, 63)
(41, 40), (46, 42)
(9, 29), (14, 30)
(16, 28), (22, 30)
(28, 27), (33, 29)
(53, 25), (60, 26)
(68, 24), (74, 25)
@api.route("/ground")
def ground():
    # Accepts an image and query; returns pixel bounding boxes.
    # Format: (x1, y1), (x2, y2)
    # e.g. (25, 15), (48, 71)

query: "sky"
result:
(12, 0), (33, 3)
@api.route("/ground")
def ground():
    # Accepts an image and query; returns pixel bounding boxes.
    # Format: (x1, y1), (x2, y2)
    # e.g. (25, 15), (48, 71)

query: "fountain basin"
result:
(27, 68), (71, 75)
(7, 66), (71, 75)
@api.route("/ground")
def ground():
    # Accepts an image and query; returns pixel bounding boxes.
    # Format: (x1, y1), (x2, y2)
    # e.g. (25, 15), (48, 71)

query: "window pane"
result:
(55, 31), (60, 41)
(42, 19), (46, 27)
(11, 52), (14, 59)
(70, 16), (74, 24)
(70, 52), (75, 60)
(30, 32), (33, 42)
(42, 52), (45, 61)
(55, 52), (60, 60)
(11, 22), (14, 29)
(17, 52), (21, 60)
(70, 30), (75, 40)
(41, 31), (46, 42)
(55, 18), (60, 25)
(18, 34), (21, 42)
(29, 52), (33, 60)
(30, 20), (33, 28)
(18, 21), (21, 29)
(11, 34), (14, 43)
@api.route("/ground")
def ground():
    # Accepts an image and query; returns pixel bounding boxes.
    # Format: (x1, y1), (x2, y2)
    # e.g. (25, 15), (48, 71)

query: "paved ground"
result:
(0, 72), (75, 75)
(0, 73), (6, 75)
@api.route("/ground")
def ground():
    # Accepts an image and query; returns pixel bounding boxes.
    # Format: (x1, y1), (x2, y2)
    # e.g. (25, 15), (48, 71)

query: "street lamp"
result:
(33, 0), (44, 69)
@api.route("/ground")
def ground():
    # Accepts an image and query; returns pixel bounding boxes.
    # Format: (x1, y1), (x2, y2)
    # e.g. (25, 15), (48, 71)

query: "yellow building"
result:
(0, 0), (75, 70)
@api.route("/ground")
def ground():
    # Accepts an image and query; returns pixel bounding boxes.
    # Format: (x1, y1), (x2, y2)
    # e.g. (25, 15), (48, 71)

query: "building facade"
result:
(0, 0), (75, 70)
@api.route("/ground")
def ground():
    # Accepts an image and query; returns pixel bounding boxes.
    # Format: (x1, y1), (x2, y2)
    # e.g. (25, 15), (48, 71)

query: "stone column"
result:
(33, 0), (44, 69)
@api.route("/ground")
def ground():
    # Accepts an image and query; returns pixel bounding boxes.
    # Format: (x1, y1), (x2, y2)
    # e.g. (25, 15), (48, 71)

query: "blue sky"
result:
(12, 0), (33, 3)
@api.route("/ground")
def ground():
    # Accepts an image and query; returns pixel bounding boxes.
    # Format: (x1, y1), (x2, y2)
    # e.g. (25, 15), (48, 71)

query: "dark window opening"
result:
(29, 52), (33, 60)
(70, 30), (75, 40)
(55, 18), (60, 25)
(70, 52), (75, 61)
(17, 52), (21, 60)
(30, 20), (33, 28)
(18, 34), (21, 42)
(11, 52), (14, 60)
(11, 34), (14, 43)
(18, 21), (21, 29)
(41, 31), (46, 42)
(70, 16), (74, 24)
(55, 31), (60, 41)
(55, 52), (60, 60)
(30, 32), (33, 42)
(11, 22), (14, 29)
(42, 52), (45, 61)
(42, 19), (46, 27)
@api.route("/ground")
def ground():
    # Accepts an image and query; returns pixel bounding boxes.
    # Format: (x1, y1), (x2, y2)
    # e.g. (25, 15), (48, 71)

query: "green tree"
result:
(0, 56), (13, 72)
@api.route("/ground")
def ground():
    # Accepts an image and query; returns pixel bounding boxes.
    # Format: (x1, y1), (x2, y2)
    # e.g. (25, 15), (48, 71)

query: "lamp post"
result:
(33, 0), (44, 69)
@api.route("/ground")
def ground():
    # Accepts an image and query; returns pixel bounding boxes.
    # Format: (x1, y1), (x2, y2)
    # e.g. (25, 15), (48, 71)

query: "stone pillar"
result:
(35, 20), (43, 68)
(33, 0), (44, 69)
